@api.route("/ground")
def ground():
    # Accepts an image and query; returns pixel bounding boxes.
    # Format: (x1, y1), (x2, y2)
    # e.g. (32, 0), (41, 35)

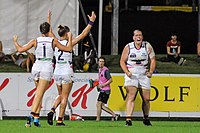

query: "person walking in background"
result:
(166, 33), (186, 65)
(13, 12), (73, 127)
(47, 11), (96, 126)
(120, 29), (156, 126)
(96, 56), (119, 121)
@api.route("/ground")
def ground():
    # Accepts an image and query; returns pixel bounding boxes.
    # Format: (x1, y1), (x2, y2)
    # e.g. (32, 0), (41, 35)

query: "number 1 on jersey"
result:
(43, 44), (46, 57)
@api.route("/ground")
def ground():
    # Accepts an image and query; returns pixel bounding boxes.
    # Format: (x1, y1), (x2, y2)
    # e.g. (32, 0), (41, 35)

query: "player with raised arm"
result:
(13, 11), (73, 127)
(47, 11), (96, 126)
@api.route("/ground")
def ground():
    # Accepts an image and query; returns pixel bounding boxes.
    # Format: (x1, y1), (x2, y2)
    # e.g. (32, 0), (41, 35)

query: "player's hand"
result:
(146, 72), (152, 78)
(67, 32), (72, 38)
(48, 10), (52, 24)
(13, 35), (18, 42)
(48, 10), (52, 19)
(126, 71), (132, 77)
(88, 11), (96, 22)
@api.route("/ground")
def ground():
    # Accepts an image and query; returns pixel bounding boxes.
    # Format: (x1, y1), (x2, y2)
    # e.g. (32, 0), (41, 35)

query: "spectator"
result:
(166, 33), (186, 65)
(74, 41), (97, 72)
(82, 41), (97, 71)
(11, 51), (35, 72)
(197, 42), (200, 63)
(0, 41), (6, 62)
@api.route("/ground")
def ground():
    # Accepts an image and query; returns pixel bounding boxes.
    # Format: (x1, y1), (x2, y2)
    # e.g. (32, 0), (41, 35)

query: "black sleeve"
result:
(104, 70), (111, 80)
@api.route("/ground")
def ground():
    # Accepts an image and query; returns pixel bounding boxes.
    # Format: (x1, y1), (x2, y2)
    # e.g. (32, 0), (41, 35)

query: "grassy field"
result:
(0, 120), (200, 133)
(0, 61), (26, 72)
(0, 54), (199, 74)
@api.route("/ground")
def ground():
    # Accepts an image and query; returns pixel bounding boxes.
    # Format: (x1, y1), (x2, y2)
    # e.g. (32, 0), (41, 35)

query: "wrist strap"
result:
(88, 21), (94, 26)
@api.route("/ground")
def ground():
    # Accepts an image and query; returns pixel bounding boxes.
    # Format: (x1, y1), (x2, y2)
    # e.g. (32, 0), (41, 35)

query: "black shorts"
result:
(97, 92), (110, 104)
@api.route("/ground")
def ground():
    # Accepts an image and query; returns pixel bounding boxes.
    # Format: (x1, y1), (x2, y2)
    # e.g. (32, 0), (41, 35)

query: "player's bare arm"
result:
(146, 57), (156, 78)
(13, 35), (36, 53)
(72, 11), (96, 45)
(54, 32), (73, 52)
(120, 45), (132, 77)
(47, 10), (55, 38)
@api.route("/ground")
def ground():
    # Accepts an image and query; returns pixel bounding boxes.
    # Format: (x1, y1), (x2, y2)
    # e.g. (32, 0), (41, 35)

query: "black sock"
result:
(144, 115), (149, 119)
(57, 117), (63, 123)
(30, 112), (35, 117)
(34, 113), (40, 118)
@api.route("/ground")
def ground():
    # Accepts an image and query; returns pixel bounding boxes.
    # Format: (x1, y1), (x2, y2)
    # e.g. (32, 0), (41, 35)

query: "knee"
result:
(60, 95), (68, 102)
(127, 93), (136, 102)
(61, 93), (69, 100)
(60, 99), (67, 108)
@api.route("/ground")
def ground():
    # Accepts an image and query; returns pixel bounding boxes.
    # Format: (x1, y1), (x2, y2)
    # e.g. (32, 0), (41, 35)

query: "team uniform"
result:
(124, 41), (155, 89)
(32, 36), (54, 81)
(97, 66), (111, 104)
(54, 40), (74, 85)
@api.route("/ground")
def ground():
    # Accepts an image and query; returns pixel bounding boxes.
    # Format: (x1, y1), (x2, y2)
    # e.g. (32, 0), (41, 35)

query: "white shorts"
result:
(124, 74), (150, 90)
(31, 61), (53, 81)
(54, 73), (75, 86)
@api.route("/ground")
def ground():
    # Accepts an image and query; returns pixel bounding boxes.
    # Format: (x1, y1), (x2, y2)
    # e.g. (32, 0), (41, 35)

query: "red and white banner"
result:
(0, 73), (98, 117)
(1, 73), (200, 118)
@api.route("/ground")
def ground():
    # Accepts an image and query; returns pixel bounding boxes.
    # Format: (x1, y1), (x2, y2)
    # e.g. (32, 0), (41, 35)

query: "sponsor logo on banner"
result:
(1, 73), (200, 117)
(26, 79), (54, 107)
(74, 78), (89, 83)
(72, 84), (95, 109)
(25, 77), (96, 110)
(109, 76), (200, 112)
(0, 78), (9, 92)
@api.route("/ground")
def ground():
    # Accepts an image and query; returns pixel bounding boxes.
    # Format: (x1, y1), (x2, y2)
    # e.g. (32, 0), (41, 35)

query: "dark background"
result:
(78, 0), (198, 55)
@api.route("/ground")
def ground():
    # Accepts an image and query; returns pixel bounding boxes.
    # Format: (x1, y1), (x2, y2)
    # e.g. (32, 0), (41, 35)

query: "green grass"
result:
(0, 120), (200, 133)
(0, 62), (26, 72)
(0, 54), (199, 74)
(155, 54), (200, 74)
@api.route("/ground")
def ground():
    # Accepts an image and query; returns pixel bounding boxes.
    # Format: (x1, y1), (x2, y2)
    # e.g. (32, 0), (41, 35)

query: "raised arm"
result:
(47, 10), (55, 38)
(13, 35), (36, 53)
(72, 11), (96, 45)
(54, 32), (73, 52)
